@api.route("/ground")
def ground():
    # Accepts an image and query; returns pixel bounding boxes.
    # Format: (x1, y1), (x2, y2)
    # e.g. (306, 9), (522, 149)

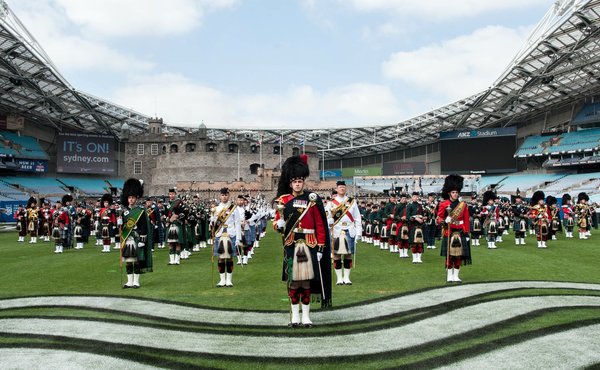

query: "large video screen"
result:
(56, 132), (116, 174)
(440, 128), (516, 174)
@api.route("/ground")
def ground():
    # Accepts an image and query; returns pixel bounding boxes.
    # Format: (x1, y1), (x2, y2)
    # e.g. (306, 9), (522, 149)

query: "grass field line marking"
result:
(0, 281), (598, 326)
(438, 323), (600, 370)
(1, 295), (599, 358)
(0, 348), (159, 369)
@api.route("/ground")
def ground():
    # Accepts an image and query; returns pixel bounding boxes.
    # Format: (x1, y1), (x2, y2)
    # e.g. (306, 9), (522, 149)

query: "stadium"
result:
(0, 0), (600, 369)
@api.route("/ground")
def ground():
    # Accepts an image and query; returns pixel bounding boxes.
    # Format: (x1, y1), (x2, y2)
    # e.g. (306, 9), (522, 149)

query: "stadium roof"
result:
(1, 0), (600, 160)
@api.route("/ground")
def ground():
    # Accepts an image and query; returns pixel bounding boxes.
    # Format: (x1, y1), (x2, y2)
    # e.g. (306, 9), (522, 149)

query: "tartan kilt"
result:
(244, 225), (256, 245)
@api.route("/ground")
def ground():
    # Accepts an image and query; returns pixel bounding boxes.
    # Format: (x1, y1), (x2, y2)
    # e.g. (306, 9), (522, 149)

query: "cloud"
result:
(112, 75), (404, 128)
(345, 0), (550, 20)
(382, 25), (532, 100)
(54, 0), (239, 38)
(10, 1), (153, 72)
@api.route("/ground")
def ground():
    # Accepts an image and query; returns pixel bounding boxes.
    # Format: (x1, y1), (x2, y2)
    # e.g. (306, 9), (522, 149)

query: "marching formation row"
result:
(10, 155), (597, 327)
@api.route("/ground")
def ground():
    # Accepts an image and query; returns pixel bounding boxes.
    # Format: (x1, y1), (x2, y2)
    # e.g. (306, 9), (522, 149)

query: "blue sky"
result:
(10, 0), (552, 129)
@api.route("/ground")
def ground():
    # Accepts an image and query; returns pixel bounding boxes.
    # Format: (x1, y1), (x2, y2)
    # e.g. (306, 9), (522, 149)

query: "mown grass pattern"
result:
(0, 229), (598, 368)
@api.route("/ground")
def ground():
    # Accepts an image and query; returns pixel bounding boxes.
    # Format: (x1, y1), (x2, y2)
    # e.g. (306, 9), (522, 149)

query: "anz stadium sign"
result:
(440, 127), (516, 140)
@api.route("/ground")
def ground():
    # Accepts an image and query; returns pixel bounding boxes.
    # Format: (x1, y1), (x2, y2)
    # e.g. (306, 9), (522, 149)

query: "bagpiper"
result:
(210, 187), (242, 287)
(528, 190), (550, 248)
(396, 193), (411, 258)
(51, 199), (69, 254)
(437, 175), (471, 283)
(481, 190), (499, 249)
(121, 179), (153, 288)
(14, 204), (27, 242)
(424, 193), (438, 249)
(406, 192), (425, 263)
(546, 195), (561, 241)
(383, 193), (397, 252)
(99, 194), (117, 253)
(511, 195), (529, 245)
(575, 192), (591, 239)
(165, 188), (185, 265)
(468, 193), (483, 246)
(562, 193), (575, 238)
(328, 180), (362, 285)
(274, 155), (332, 327)
(26, 197), (39, 244)
(39, 198), (52, 242)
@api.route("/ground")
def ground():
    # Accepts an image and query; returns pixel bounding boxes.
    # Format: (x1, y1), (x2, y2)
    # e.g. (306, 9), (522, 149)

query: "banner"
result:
(342, 166), (382, 177)
(320, 169), (342, 178)
(15, 159), (48, 173)
(382, 162), (426, 175)
(57, 132), (115, 174)
(440, 127), (516, 140)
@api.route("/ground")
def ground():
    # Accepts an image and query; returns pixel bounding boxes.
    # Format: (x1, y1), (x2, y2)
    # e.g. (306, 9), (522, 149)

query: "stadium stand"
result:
(0, 182), (28, 201)
(0, 131), (49, 160)
(0, 177), (65, 196)
(57, 178), (112, 196)
(515, 128), (600, 158)
(545, 173), (598, 192)
(494, 173), (565, 193)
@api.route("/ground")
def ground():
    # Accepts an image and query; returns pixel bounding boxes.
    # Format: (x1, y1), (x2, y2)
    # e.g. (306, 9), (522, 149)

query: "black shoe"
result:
(122, 285), (131, 289)
(288, 322), (300, 328)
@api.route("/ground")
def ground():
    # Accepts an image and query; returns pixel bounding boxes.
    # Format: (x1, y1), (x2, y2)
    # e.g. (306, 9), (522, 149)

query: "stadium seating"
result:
(58, 178), (111, 196)
(494, 173), (564, 193)
(0, 131), (49, 159)
(1, 177), (65, 195)
(514, 128), (600, 158)
(545, 173), (597, 192)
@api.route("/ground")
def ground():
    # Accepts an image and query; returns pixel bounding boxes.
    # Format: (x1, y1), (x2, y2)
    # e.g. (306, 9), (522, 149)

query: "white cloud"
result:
(362, 22), (407, 40)
(54, 0), (239, 38)
(112, 75), (404, 128)
(10, 1), (153, 72)
(382, 25), (532, 101)
(346, 0), (550, 20)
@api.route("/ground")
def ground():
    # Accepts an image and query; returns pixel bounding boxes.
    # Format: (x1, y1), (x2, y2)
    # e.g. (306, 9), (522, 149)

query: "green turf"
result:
(1, 229), (599, 369)
(0, 231), (598, 310)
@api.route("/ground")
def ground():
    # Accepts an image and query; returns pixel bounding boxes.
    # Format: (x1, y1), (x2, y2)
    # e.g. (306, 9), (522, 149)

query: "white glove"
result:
(276, 219), (285, 229)
(327, 217), (334, 225)
(465, 237), (470, 242)
(138, 242), (145, 247)
(117, 218), (123, 226)
(445, 216), (452, 223)
(317, 252), (323, 261)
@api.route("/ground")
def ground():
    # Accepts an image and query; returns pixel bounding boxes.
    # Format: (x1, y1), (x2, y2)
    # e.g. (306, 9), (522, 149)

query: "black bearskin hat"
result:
(276, 155), (309, 198)
(562, 193), (571, 204)
(482, 190), (496, 205)
(441, 174), (464, 200)
(27, 197), (37, 207)
(62, 194), (73, 205)
(578, 192), (589, 203)
(546, 195), (557, 206)
(101, 193), (113, 205)
(121, 178), (144, 204)
(530, 190), (545, 206)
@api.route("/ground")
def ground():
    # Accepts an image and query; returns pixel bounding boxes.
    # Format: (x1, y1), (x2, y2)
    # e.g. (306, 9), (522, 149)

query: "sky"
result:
(9, 0), (553, 129)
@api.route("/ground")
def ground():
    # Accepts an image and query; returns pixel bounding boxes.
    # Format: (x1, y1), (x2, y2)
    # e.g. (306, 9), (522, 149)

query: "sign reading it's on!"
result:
(56, 132), (115, 174)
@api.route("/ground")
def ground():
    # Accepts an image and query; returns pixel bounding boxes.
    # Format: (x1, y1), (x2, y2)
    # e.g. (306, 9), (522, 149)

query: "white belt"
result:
(451, 221), (464, 225)
(293, 228), (314, 234)
(339, 222), (351, 227)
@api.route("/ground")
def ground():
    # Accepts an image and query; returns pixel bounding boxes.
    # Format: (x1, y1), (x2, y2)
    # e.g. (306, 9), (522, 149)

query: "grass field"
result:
(0, 229), (599, 369)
